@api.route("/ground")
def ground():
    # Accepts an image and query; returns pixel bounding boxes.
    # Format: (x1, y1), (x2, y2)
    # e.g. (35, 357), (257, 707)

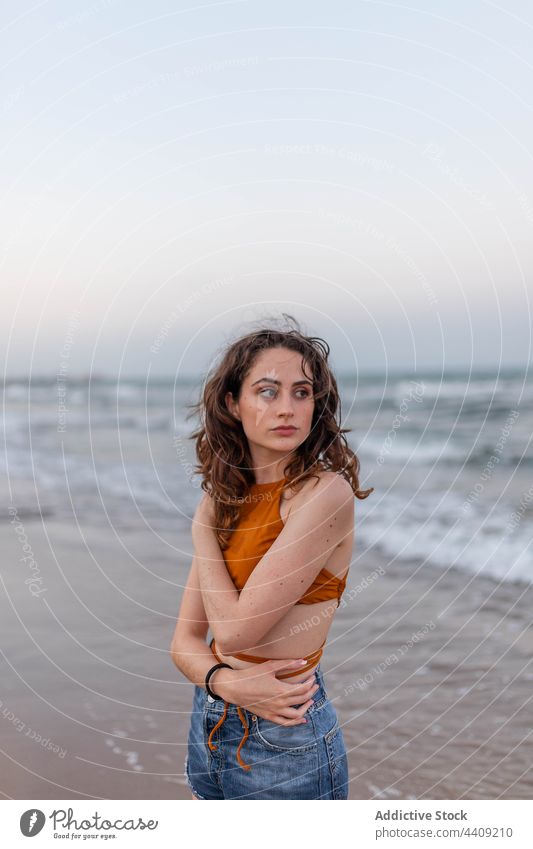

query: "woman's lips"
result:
(272, 427), (297, 435)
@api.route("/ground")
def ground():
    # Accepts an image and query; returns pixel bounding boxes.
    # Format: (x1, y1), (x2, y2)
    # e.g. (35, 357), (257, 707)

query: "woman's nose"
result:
(275, 394), (295, 415)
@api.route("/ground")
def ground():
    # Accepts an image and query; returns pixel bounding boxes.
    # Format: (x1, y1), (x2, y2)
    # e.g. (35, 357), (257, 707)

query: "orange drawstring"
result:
(207, 701), (252, 771)
(206, 638), (325, 771)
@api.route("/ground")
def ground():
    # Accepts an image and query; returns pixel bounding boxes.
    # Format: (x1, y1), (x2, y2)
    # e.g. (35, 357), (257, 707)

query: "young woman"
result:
(170, 318), (373, 800)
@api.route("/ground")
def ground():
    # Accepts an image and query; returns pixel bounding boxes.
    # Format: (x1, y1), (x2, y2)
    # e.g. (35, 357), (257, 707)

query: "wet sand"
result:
(1, 518), (532, 799)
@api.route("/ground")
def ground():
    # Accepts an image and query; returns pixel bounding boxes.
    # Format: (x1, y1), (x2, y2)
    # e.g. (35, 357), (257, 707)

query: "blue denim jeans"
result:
(184, 663), (349, 799)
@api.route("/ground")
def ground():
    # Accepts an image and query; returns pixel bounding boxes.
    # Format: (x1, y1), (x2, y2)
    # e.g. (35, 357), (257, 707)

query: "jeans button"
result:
(251, 714), (257, 721)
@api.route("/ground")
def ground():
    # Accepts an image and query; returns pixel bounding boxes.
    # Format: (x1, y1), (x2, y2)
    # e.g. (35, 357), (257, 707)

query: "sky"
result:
(1, 0), (532, 378)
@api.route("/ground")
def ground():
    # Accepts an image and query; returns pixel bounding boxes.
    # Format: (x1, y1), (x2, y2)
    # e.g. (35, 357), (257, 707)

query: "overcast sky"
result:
(1, 0), (532, 378)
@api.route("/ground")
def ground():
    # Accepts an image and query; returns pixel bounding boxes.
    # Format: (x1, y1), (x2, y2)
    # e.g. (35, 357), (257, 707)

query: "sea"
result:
(2, 368), (532, 585)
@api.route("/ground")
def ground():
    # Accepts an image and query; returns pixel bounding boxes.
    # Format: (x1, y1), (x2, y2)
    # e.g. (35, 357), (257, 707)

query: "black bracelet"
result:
(205, 662), (233, 700)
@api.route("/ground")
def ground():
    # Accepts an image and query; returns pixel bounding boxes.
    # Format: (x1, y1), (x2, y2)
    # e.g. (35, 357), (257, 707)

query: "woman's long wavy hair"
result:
(186, 315), (373, 549)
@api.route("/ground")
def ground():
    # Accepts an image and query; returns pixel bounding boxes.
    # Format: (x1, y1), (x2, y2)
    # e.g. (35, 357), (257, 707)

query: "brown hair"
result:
(186, 314), (373, 548)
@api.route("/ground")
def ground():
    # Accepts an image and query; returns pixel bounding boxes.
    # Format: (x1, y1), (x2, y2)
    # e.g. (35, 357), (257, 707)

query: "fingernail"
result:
(295, 660), (307, 665)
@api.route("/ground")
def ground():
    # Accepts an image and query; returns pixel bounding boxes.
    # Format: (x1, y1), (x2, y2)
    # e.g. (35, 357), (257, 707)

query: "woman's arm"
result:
(170, 557), (320, 722)
(169, 553), (234, 692)
(193, 473), (354, 654)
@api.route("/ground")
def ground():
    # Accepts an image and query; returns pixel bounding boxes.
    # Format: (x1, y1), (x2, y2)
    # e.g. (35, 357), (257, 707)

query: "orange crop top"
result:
(222, 476), (349, 605)
(206, 476), (349, 771)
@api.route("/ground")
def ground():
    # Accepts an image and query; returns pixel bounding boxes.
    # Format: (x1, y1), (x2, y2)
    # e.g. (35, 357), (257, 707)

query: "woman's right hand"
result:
(212, 659), (320, 725)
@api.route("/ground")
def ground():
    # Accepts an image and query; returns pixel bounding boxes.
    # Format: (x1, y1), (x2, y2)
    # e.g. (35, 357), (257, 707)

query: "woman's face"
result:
(225, 347), (315, 466)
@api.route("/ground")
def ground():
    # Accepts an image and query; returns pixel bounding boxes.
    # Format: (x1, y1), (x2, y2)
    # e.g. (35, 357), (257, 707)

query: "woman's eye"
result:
(258, 387), (311, 399)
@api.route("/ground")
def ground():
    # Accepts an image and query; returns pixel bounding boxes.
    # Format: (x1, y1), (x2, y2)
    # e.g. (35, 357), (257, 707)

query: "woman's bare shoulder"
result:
(280, 471), (354, 535)
(284, 470), (354, 509)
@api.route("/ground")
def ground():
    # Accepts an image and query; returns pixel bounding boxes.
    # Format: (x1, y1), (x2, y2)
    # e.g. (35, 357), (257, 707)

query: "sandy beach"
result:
(1, 516), (531, 800)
